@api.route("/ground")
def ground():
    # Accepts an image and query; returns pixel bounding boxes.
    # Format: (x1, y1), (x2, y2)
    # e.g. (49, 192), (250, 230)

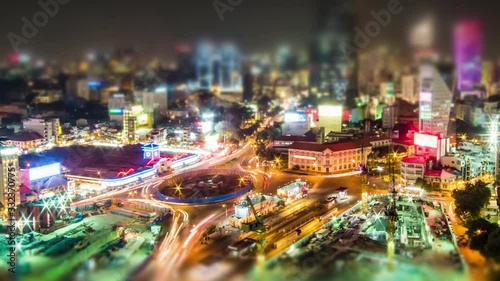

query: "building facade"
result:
(288, 140), (371, 174)
(22, 118), (60, 145)
(454, 19), (483, 92)
(418, 64), (453, 138)
(400, 156), (426, 186)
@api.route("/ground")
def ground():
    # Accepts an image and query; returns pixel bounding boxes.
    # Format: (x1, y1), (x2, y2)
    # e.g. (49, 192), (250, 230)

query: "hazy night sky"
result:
(0, 0), (498, 64)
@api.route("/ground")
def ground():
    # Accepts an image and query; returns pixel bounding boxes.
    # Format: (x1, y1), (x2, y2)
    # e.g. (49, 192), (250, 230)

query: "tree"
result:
(467, 218), (498, 253)
(452, 180), (491, 223)
(367, 151), (380, 171)
(215, 121), (238, 142)
(485, 228), (500, 262)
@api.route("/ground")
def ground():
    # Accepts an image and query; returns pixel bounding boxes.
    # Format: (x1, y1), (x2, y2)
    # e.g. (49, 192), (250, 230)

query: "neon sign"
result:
(109, 108), (123, 115)
(117, 168), (135, 177)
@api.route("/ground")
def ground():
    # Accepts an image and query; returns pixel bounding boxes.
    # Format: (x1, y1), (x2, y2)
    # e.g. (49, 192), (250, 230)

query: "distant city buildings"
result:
(309, 0), (357, 104)
(22, 118), (60, 145)
(454, 19), (484, 92)
(195, 42), (242, 93)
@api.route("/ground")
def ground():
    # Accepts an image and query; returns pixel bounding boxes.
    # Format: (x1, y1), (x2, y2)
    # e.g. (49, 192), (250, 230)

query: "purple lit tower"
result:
(454, 19), (484, 91)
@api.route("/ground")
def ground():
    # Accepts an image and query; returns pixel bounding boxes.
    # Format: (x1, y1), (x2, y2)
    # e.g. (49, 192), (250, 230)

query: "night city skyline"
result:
(0, 0), (499, 63)
(0, 1), (500, 281)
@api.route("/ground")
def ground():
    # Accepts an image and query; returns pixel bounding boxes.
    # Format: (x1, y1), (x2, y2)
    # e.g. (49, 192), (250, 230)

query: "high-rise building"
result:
(108, 93), (127, 124)
(217, 43), (242, 92)
(309, 0), (357, 105)
(418, 64), (453, 138)
(176, 43), (196, 82)
(482, 61), (494, 86)
(0, 145), (20, 216)
(454, 19), (483, 92)
(401, 75), (418, 104)
(195, 42), (242, 92)
(123, 108), (136, 143)
(196, 42), (215, 90)
(66, 76), (90, 100)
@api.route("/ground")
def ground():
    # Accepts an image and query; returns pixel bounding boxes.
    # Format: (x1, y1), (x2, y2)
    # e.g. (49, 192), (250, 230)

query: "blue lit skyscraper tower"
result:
(218, 43), (242, 92)
(195, 42), (242, 92)
(196, 42), (215, 90)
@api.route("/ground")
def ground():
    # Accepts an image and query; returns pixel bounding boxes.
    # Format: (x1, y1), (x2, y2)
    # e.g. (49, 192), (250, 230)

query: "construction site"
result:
(262, 194), (466, 281)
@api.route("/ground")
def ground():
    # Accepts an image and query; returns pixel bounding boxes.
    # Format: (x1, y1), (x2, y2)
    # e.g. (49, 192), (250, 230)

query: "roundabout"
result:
(157, 169), (254, 204)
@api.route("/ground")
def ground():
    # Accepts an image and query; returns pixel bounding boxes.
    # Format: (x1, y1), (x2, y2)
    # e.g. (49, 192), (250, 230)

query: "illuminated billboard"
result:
(136, 114), (149, 126)
(109, 108), (123, 115)
(414, 133), (438, 148)
(284, 112), (307, 123)
(205, 133), (219, 151)
(318, 105), (342, 117)
(29, 163), (61, 181)
(131, 105), (143, 114)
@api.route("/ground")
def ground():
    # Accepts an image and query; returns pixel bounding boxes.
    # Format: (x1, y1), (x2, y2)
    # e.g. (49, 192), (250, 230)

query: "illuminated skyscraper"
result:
(218, 43), (242, 92)
(0, 145), (20, 217)
(419, 64), (453, 138)
(309, 0), (357, 105)
(196, 42), (215, 90)
(454, 19), (483, 91)
(195, 42), (242, 92)
(123, 108), (137, 144)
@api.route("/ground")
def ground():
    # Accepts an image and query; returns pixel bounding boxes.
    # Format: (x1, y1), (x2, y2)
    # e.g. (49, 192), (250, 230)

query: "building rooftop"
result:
(402, 156), (427, 165)
(289, 139), (371, 153)
(277, 181), (306, 192)
(425, 169), (456, 179)
(8, 131), (44, 142)
(288, 142), (328, 152)
(275, 135), (316, 142)
(325, 139), (372, 151)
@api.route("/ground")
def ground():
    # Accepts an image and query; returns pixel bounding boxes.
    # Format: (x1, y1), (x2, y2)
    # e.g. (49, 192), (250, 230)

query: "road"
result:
(172, 145), (391, 280)
(70, 123), (394, 281)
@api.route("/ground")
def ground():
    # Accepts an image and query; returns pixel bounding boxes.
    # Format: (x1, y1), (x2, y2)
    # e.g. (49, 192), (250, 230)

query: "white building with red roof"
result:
(287, 139), (371, 174)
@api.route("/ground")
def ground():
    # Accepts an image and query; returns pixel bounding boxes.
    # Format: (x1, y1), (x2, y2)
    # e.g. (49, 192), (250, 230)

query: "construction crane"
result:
(245, 196), (267, 256)
(361, 119), (370, 213)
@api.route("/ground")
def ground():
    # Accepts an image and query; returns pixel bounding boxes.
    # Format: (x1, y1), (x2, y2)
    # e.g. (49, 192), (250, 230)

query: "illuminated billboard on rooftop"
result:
(414, 133), (438, 148)
(136, 114), (149, 126)
(284, 112), (307, 123)
(29, 163), (61, 181)
(318, 105), (342, 117)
